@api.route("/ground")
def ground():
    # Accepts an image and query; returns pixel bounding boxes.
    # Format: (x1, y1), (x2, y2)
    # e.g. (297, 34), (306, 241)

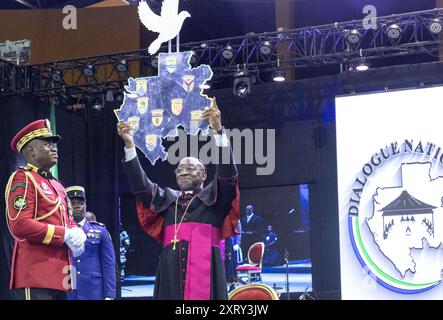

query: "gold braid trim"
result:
(24, 171), (59, 204)
(5, 170), (66, 243)
(24, 171), (63, 221)
(42, 224), (55, 244)
(5, 171), (29, 241)
(16, 128), (51, 152)
(35, 197), (61, 221)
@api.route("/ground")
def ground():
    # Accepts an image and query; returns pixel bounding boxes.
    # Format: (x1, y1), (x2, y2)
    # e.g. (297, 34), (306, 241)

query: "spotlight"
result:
(259, 41), (272, 55)
(428, 18), (443, 34)
(344, 29), (361, 44)
(273, 69), (286, 82)
(222, 45), (234, 60)
(200, 82), (211, 90)
(115, 59), (128, 73)
(92, 96), (104, 112)
(272, 59), (286, 82)
(82, 63), (95, 77)
(189, 51), (197, 65)
(50, 69), (63, 83)
(354, 57), (369, 71)
(105, 89), (114, 102)
(386, 23), (402, 40)
(150, 55), (158, 68)
(233, 65), (253, 98)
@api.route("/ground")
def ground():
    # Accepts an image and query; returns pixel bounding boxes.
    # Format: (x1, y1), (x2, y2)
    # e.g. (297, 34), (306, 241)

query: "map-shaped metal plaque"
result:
(115, 51), (213, 164)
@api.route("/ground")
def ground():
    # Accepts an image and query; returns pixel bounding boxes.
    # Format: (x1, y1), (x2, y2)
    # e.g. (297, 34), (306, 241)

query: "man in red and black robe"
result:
(117, 99), (239, 300)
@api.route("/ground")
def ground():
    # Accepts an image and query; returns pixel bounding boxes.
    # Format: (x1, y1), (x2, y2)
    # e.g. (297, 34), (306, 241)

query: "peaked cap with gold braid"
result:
(11, 119), (61, 153)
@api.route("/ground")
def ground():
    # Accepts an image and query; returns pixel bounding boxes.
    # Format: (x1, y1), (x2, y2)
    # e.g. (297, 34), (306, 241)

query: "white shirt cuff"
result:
(124, 146), (137, 162)
(213, 133), (230, 147)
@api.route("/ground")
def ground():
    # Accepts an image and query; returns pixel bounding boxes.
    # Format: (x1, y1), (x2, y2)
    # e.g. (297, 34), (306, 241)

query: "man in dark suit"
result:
(240, 205), (264, 262)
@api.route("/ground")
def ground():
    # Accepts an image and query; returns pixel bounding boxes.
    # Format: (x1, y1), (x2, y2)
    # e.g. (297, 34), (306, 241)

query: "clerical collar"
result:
(181, 188), (202, 196)
(27, 163), (53, 179)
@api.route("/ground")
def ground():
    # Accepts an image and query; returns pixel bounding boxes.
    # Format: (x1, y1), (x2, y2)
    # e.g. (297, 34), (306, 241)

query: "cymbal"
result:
(272, 286), (284, 290)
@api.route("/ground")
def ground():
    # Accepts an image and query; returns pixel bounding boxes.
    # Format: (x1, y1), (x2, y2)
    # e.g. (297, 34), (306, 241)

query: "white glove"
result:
(64, 227), (87, 246)
(233, 244), (240, 251)
(71, 242), (85, 257)
(64, 228), (86, 257)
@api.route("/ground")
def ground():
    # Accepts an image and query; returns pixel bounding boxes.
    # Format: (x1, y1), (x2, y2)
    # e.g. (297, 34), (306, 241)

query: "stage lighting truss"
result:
(50, 69), (64, 83)
(2, 8), (443, 102)
(354, 57), (369, 71)
(222, 44), (235, 60)
(272, 59), (286, 82)
(259, 40), (273, 56)
(150, 55), (158, 68)
(233, 64), (255, 98)
(428, 18), (443, 35)
(189, 50), (198, 65)
(82, 63), (96, 78)
(0, 59), (17, 95)
(385, 23), (402, 40)
(115, 59), (129, 73)
(92, 97), (104, 112)
(344, 29), (361, 45)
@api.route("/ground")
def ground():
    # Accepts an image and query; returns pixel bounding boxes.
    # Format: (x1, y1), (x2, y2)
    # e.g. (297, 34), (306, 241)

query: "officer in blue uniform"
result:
(66, 186), (116, 300)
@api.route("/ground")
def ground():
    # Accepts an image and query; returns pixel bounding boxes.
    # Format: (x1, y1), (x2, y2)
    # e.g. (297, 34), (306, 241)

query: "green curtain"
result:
(50, 102), (59, 179)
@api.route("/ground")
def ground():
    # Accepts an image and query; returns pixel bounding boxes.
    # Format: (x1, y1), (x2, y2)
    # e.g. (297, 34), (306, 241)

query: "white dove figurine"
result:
(138, 0), (191, 55)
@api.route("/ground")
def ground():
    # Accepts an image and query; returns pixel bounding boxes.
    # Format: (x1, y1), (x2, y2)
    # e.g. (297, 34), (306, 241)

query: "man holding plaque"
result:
(117, 98), (239, 300)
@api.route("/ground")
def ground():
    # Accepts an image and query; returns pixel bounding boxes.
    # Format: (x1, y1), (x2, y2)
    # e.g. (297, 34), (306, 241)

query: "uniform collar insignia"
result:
(26, 163), (53, 179)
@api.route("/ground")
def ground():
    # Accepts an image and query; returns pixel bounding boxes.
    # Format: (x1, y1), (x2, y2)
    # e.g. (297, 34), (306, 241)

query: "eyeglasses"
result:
(174, 166), (202, 175)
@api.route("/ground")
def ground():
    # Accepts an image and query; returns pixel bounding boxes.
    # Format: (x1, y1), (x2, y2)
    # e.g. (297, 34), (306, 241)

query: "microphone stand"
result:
(284, 249), (290, 300)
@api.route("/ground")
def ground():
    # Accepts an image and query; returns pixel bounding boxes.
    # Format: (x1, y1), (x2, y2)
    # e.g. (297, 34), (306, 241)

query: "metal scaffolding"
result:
(1, 8), (443, 104)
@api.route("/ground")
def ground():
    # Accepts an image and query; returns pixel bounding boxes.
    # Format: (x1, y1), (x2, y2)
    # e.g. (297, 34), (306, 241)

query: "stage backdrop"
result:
(337, 86), (443, 299)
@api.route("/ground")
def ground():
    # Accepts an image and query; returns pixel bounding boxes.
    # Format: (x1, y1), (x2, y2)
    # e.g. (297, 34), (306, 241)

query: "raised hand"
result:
(201, 97), (222, 132)
(117, 121), (135, 148)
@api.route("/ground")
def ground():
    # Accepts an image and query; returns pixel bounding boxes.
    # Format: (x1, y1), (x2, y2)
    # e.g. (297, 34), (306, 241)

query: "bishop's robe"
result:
(123, 145), (239, 300)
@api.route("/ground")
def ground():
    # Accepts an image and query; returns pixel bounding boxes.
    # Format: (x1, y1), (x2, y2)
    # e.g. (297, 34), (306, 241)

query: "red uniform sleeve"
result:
(6, 170), (65, 246)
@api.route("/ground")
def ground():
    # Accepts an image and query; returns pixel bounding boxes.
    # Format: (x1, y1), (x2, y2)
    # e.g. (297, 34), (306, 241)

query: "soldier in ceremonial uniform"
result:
(66, 186), (117, 300)
(6, 119), (86, 300)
